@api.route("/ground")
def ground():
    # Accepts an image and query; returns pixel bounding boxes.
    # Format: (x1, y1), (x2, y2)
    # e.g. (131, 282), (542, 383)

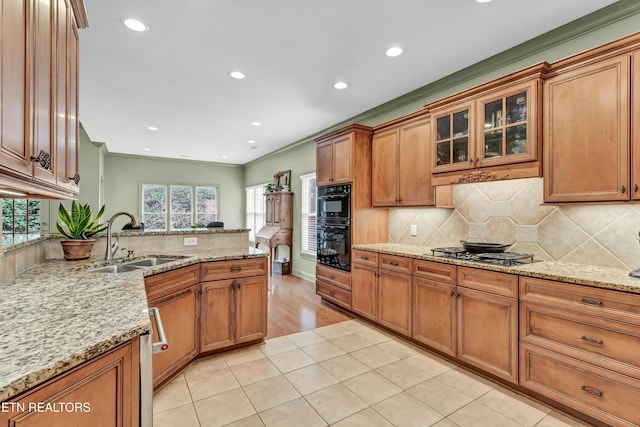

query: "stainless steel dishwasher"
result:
(140, 307), (169, 427)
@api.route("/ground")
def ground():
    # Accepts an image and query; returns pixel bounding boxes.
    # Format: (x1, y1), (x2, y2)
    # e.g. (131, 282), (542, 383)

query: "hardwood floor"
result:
(266, 273), (352, 339)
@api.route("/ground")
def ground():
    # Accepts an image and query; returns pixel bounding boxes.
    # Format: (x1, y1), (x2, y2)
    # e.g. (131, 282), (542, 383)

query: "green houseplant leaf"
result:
(56, 201), (108, 240)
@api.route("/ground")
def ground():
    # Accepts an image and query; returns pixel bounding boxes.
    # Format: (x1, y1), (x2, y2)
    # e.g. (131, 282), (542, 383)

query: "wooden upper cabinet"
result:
(0, 0), (86, 198)
(632, 50), (640, 200)
(544, 54), (630, 202)
(432, 101), (474, 174)
(372, 115), (434, 207)
(316, 134), (352, 186)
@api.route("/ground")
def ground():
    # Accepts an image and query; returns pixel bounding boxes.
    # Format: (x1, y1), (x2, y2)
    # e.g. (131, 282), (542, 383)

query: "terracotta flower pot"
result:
(60, 239), (96, 260)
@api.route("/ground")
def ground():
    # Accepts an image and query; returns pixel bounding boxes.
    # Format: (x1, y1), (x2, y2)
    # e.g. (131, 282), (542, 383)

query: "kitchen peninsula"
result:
(0, 229), (267, 426)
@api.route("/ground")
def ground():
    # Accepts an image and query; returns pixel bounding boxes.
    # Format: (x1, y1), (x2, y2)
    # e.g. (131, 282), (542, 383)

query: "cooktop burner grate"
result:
(430, 247), (535, 266)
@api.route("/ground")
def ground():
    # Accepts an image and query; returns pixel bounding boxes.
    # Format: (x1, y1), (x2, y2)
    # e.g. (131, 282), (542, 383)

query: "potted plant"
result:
(56, 201), (107, 260)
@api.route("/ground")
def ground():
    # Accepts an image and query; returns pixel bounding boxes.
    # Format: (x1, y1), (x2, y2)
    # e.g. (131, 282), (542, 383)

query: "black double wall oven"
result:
(317, 184), (351, 271)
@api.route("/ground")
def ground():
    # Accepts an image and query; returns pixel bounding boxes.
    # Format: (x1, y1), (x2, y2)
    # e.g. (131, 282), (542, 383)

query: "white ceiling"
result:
(79, 0), (620, 165)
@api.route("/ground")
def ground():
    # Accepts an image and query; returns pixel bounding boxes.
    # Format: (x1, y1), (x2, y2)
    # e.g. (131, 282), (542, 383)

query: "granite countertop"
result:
(0, 246), (266, 402)
(353, 243), (640, 295)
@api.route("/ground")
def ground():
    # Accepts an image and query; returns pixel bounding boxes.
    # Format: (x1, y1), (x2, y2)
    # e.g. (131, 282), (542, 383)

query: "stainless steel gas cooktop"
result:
(430, 247), (535, 267)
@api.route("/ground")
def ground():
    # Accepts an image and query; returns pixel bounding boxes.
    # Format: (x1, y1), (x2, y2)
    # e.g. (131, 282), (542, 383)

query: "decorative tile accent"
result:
(468, 223), (486, 240)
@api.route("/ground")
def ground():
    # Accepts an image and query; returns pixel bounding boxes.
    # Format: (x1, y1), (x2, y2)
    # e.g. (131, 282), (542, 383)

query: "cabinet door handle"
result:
(580, 385), (603, 397)
(30, 150), (51, 169)
(450, 290), (455, 297)
(475, 157), (479, 167)
(580, 335), (603, 345)
(68, 173), (80, 184)
(621, 185), (626, 194)
(580, 298), (603, 306)
(635, 184), (639, 193)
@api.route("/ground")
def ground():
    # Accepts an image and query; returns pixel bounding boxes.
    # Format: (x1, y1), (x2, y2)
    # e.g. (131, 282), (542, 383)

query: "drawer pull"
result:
(360, 256), (369, 260)
(580, 385), (603, 397)
(580, 298), (603, 306)
(328, 275), (335, 280)
(580, 335), (603, 345)
(329, 291), (335, 297)
(388, 262), (399, 266)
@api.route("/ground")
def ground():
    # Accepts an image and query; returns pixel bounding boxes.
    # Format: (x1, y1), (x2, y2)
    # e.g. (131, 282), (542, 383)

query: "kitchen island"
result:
(0, 246), (266, 425)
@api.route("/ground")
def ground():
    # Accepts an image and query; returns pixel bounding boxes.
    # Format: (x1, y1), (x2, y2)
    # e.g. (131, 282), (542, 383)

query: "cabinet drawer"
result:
(201, 257), (268, 281)
(520, 302), (640, 379)
(145, 264), (200, 300)
(352, 249), (378, 267)
(520, 343), (640, 427)
(413, 260), (456, 284)
(458, 267), (518, 298)
(316, 264), (351, 290)
(379, 253), (412, 275)
(520, 277), (640, 324)
(317, 280), (351, 309)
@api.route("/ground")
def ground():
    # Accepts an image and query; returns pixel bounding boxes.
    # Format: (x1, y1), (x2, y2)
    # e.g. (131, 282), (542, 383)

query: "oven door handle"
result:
(322, 225), (348, 230)
(149, 307), (169, 353)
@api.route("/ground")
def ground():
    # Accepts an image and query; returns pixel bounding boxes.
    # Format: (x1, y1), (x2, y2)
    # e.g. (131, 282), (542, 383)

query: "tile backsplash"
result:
(389, 178), (640, 271)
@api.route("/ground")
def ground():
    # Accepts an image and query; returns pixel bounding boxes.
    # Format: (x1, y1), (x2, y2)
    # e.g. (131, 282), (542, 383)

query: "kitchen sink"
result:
(88, 256), (185, 273)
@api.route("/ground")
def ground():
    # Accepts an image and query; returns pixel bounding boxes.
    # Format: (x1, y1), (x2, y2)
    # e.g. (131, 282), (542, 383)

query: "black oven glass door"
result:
(317, 220), (351, 271)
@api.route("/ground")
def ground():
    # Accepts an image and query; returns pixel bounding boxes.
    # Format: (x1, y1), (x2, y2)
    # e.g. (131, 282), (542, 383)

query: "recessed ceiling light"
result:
(334, 81), (348, 90)
(386, 47), (403, 57)
(143, 148), (151, 151)
(248, 140), (256, 144)
(147, 126), (158, 131)
(251, 121), (262, 126)
(221, 155), (228, 159)
(122, 18), (148, 32)
(0, 189), (26, 196)
(230, 71), (246, 79)
(476, 0), (492, 3)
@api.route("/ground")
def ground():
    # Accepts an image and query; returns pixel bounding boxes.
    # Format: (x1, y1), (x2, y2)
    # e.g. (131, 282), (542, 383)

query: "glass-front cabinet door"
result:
(433, 102), (474, 172)
(477, 80), (538, 166)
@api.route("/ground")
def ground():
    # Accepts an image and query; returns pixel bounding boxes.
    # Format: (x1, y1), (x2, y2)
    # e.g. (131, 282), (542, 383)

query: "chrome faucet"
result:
(105, 211), (139, 262)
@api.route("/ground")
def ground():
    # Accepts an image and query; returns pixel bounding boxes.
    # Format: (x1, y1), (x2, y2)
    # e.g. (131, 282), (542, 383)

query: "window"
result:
(300, 173), (316, 256)
(142, 184), (217, 231)
(246, 183), (266, 242)
(2, 199), (41, 247)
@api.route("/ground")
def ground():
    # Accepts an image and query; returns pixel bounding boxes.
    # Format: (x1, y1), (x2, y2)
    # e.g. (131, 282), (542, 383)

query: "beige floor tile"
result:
(337, 319), (372, 333)
(153, 403), (200, 427)
(259, 336), (297, 356)
(448, 400), (520, 427)
(188, 354), (228, 373)
(536, 411), (591, 427)
(223, 414), (265, 427)
(313, 323), (352, 339)
(373, 391), (444, 427)
(330, 333), (377, 352)
(284, 364), (339, 395)
(350, 345), (400, 369)
(430, 418), (461, 427)
(478, 388), (550, 427)
(185, 367), (240, 402)
(153, 374), (193, 414)
(407, 377), (474, 416)
(194, 388), (256, 427)
(375, 360), (433, 389)
(300, 340), (347, 362)
(402, 352), (453, 378)
(355, 328), (393, 345)
(286, 330), (327, 347)
(229, 358), (281, 386)
(258, 397), (327, 427)
(306, 383), (368, 424)
(223, 347), (266, 367)
(343, 371), (402, 405)
(375, 339), (419, 359)
(242, 375), (301, 412)
(331, 407), (394, 427)
(435, 368), (494, 399)
(267, 348), (316, 373)
(319, 354), (371, 381)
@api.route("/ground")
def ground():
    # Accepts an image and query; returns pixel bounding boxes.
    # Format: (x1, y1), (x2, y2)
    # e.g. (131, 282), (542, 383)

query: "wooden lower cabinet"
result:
(149, 285), (200, 387)
(378, 269), (412, 335)
(457, 286), (518, 383)
(413, 277), (457, 356)
(0, 339), (140, 427)
(201, 275), (267, 352)
(521, 343), (640, 427)
(351, 263), (378, 321)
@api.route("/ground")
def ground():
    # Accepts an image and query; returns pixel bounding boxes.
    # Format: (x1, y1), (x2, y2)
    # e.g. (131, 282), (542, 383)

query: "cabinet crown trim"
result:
(314, 124), (373, 143)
